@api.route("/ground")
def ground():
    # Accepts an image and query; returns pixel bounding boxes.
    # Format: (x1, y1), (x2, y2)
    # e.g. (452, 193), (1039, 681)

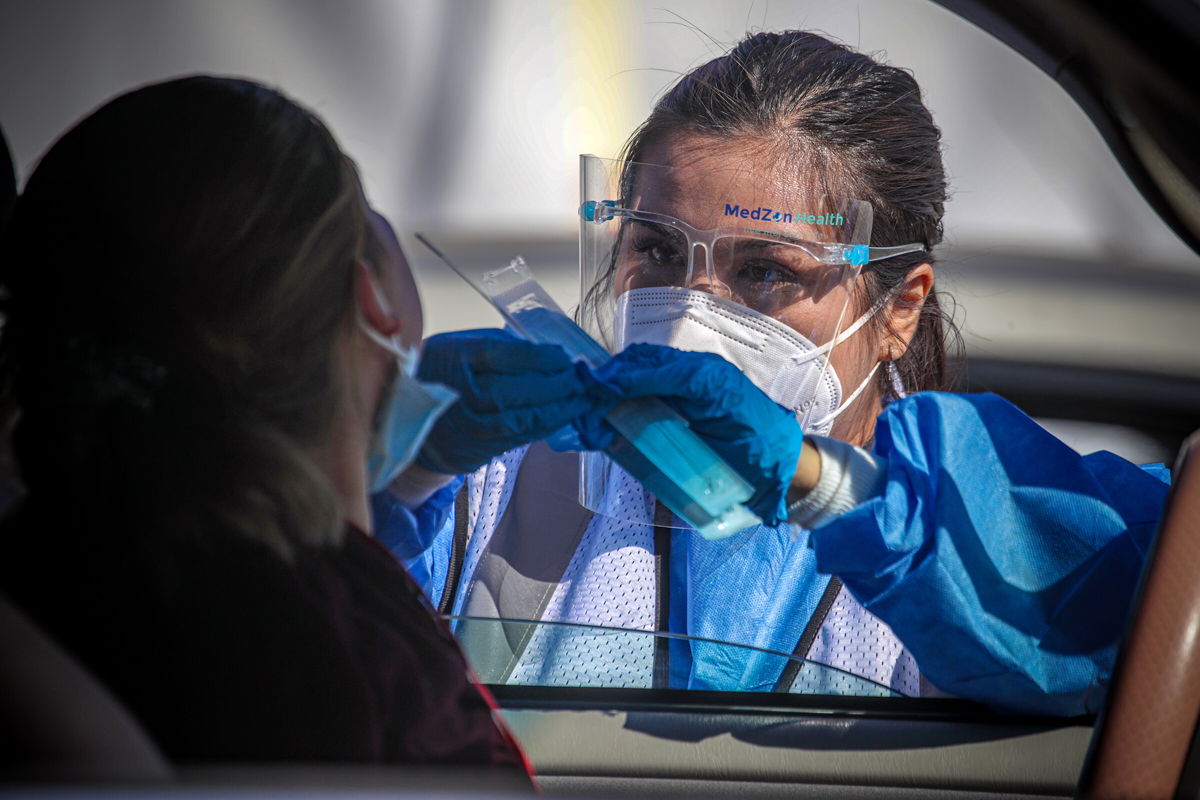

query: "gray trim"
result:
(536, 774), (1068, 798)
(502, 707), (1088, 796)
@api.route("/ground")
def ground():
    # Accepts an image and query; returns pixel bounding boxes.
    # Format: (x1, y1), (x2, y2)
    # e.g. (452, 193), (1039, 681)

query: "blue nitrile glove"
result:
(590, 343), (803, 526)
(415, 328), (618, 475)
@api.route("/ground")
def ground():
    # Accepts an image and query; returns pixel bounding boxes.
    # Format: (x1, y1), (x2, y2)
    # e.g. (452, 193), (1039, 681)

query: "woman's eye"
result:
(633, 236), (683, 266)
(742, 260), (796, 285)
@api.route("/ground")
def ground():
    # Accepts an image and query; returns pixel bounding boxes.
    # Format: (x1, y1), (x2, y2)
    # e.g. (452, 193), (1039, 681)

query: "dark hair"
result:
(618, 30), (961, 396)
(0, 76), (370, 556)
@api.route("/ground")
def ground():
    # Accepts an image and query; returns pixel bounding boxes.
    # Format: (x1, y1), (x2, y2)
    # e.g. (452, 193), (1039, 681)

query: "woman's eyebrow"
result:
(739, 226), (825, 245)
(731, 232), (816, 251)
(630, 218), (686, 245)
(731, 239), (786, 252)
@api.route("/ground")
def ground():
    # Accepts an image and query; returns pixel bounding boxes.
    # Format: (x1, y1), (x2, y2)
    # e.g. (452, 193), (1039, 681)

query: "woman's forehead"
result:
(630, 139), (857, 241)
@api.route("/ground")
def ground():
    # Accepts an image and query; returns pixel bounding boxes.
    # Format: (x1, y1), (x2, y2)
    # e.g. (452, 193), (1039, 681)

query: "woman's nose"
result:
(686, 243), (733, 299)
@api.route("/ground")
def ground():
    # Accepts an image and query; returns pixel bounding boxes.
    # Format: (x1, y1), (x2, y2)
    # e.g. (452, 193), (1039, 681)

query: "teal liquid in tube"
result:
(482, 257), (760, 539)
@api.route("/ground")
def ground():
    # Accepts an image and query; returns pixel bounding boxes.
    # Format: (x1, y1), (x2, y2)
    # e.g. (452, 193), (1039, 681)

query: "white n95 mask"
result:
(614, 287), (880, 436)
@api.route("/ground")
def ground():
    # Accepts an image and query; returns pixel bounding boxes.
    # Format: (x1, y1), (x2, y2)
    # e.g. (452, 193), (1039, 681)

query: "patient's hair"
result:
(620, 30), (961, 395)
(0, 76), (371, 556)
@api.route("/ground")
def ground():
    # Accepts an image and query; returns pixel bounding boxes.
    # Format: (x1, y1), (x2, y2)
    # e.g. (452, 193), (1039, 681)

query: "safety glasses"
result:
(583, 200), (925, 317)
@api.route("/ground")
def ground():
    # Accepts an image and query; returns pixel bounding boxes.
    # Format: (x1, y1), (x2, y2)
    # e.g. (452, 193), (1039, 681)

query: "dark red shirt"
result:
(2, 504), (529, 778)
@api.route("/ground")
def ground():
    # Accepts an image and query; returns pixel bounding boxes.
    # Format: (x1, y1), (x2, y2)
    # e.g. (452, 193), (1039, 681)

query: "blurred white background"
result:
(2, 0), (1197, 378)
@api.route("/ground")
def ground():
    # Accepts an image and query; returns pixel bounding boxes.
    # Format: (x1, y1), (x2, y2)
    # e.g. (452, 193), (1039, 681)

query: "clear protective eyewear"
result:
(583, 200), (926, 284)
(583, 200), (924, 319)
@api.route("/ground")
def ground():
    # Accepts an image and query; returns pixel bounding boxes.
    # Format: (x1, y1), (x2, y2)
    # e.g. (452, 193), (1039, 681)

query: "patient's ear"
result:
(880, 262), (934, 360)
(355, 260), (403, 339)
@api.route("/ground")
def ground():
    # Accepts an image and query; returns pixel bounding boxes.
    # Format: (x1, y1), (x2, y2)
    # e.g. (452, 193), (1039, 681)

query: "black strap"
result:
(772, 576), (843, 692)
(652, 502), (673, 689)
(437, 483), (471, 615)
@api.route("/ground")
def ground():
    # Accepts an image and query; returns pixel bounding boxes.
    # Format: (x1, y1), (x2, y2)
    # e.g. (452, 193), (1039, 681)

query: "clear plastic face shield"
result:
(577, 154), (922, 528)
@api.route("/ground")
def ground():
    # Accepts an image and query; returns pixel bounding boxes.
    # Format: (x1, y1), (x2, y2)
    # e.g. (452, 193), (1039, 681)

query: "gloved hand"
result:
(415, 328), (617, 475)
(589, 343), (803, 526)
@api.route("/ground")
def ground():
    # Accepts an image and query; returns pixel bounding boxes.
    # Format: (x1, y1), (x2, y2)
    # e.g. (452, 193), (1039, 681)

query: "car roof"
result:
(932, 0), (1200, 255)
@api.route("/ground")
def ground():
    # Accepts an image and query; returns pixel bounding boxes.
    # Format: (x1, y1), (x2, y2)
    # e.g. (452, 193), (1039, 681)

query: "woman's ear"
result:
(355, 260), (403, 339)
(880, 262), (934, 360)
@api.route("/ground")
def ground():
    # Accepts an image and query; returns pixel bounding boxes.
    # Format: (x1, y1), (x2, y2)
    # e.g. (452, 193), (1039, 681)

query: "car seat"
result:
(0, 591), (171, 782)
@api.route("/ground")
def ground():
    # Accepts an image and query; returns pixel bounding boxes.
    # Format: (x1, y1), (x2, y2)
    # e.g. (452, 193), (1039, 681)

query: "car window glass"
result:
(450, 617), (901, 698)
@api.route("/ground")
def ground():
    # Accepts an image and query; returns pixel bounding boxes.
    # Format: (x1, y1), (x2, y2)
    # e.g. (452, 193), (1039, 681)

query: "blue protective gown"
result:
(369, 476), (463, 592)
(807, 392), (1170, 715)
(375, 391), (1171, 716)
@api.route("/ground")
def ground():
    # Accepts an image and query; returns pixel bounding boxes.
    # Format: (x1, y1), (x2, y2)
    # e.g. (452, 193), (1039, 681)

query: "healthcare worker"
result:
(379, 31), (1171, 716)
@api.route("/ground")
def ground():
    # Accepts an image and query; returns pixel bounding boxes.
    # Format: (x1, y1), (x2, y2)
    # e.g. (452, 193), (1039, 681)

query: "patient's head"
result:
(1, 76), (400, 552)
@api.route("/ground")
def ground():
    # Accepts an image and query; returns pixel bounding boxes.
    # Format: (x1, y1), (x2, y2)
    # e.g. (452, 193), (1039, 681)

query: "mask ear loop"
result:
(357, 271), (420, 375)
(804, 290), (896, 429)
(789, 291), (891, 366)
(809, 360), (880, 430)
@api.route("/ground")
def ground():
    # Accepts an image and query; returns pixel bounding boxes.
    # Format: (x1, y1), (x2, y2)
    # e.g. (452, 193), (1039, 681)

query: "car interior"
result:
(1, 0), (1198, 798)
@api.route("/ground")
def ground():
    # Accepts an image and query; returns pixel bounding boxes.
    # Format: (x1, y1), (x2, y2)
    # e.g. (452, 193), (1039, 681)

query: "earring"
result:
(886, 347), (907, 400)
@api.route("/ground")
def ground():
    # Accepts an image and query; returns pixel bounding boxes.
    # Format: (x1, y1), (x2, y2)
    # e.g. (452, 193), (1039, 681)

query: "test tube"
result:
(482, 257), (761, 538)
